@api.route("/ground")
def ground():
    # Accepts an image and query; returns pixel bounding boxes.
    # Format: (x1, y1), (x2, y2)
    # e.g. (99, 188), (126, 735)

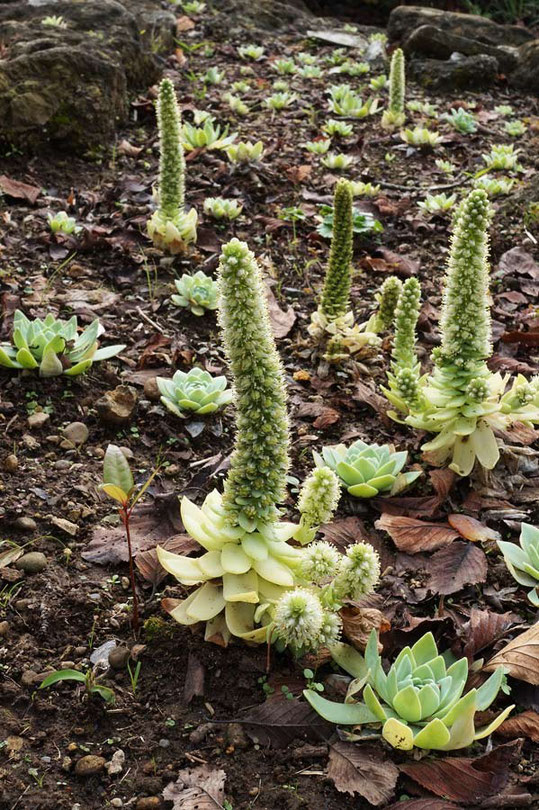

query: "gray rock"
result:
(388, 6), (533, 48)
(62, 422), (89, 447)
(511, 39), (539, 94)
(409, 53), (499, 90)
(14, 516), (37, 532)
(16, 551), (48, 573)
(204, 0), (311, 35)
(108, 647), (130, 670)
(96, 385), (138, 426)
(27, 412), (50, 429)
(74, 754), (106, 776)
(403, 24), (519, 74)
(105, 749), (125, 775)
(90, 639), (117, 666)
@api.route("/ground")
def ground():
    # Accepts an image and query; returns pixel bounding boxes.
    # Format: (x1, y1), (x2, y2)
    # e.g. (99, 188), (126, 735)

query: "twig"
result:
(136, 306), (169, 336)
(378, 175), (468, 193)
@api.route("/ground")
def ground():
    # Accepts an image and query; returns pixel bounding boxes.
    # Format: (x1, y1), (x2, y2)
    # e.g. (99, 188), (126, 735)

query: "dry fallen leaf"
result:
(0, 174), (41, 204)
(386, 801), (459, 810)
(264, 281), (296, 339)
(176, 15), (196, 32)
(135, 535), (200, 586)
(240, 697), (332, 748)
(448, 514), (501, 543)
(375, 514), (459, 553)
(295, 400), (341, 429)
(497, 710), (539, 743)
(328, 742), (398, 806)
(484, 624), (539, 685)
(340, 606), (390, 652)
(163, 764), (226, 809)
(426, 542), (488, 595)
(462, 608), (519, 660)
(117, 139), (143, 157)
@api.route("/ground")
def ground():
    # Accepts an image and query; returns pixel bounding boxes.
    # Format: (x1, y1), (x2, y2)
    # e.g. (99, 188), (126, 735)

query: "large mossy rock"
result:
(208, 0), (313, 35)
(409, 53), (499, 90)
(403, 24), (518, 74)
(0, 0), (172, 151)
(510, 40), (539, 94)
(388, 6), (533, 47)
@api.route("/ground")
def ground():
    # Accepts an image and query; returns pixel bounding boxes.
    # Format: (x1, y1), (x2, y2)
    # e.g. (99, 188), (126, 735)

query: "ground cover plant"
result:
(1, 2), (539, 810)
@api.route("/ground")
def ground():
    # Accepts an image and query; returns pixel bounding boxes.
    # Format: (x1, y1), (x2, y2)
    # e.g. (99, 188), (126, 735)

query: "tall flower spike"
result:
(382, 48), (405, 129)
(375, 276), (403, 331)
(439, 189), (491, 365)
(391, 277), (421, 375)
(295, 467), (341, 545)
(320, 180), (354, 321)
(218, 238), (289, 529)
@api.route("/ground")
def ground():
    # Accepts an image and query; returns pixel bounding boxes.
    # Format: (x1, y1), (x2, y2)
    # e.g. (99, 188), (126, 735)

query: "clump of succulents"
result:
(231, 79), (251, 94)
(306, 630), (513, 751)
(225, 93), (249, 116)
(349, 181), (381, 197)
(238, 44), (264, 61)
(498, 522), (539, 606)
(156, 238), (378, 646)
(334, 60), (369, 77)
(48, 211), (80, 235)
(504, 120), (527, 137)
(401, 126), (442, 149)
(418, 192), (457, 216)
(329, 90), (378, 119)
(297, 51), (316, 65)
(182, 119), (236, 151)
(298, 65), (323, 79)
(265, 91), (297, 111)
(226, 141), (265, 165)
(42, 14), (67, 27)
(474, 175), (515, 196)
(442, 107), (477, 134)
(304, 139), (331, 154)
(316, 205), (383, 241)
(325, 48), (347, 66)
(494, 104), (513, 116)
(370, 74), (388, 91)
(383, 189), (539, 476)
(204, 197), (243, 220)
(182, 0), (205, 12)
(147, 79), (197, 253)
(172, 271), (218, 316)
(202, 67), (224, 85)
(272, 58), (296, 75)
(321, 153), (354, 171)
(0, 311), (124, 377)
(314, 439), (420, 498)
(407, 100), (437, 117)
(382, 48), (405, 130)
(435, 159), (456, 175)
(157, 368), (233, 417)
(482, 143), (520, 171)
(323, 119), (353, 138)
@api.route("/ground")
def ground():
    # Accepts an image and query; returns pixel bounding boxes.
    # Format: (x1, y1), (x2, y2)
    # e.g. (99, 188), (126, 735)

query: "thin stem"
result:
(123, 506), (140, 635)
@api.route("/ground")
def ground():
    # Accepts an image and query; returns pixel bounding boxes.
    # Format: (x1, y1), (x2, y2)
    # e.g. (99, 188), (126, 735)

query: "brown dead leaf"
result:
(340, 606), (390, 651)
(353, 380), (392, 423)
(328, 742), (398, 806)
(264, 282), (296, 339)
(448, 514), (501, 543)
(484, 624), (539, 685)
(240, 697), (333, 747)
(489, 354), (537, 376)
(0, 174), (41, 204)
(184, 652), (205, 704)
(386, 801), (459, 810)
(375, 514), (459, 553)
(0, 545), (23, 569)
(498, 247), (539, 280)
(163, 764), (226, 809)
(117, 139), (143, 157)
(137, 333), (172, 368)
(502, 330), (539, 346)
(430, 467), (456, 499)
(135, 535), (200, 586)
(375, 247), (419, 277)
(286, 164), (311, 183)
(400, 740), (521, 803)
(319, 517), (368, 552)
(495, 421), (539, 446)
(426, 542), (488, 595)
(295, 400), (340, 429)
(497, 710), (539, 743)
(176, 15), (195, 32)
(463, 608), (519, 660)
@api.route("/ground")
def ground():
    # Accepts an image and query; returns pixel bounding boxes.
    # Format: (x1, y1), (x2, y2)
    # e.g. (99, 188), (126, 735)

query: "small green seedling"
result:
(39, 668), (115, 703)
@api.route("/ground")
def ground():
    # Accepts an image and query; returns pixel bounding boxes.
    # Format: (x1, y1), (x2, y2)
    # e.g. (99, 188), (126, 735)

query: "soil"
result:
(1, 4), (539, 810)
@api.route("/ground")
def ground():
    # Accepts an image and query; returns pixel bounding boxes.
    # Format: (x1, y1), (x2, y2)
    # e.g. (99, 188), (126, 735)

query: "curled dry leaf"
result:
(497, 710), (539, 743)
(240, 697), (333, 748)
(163, 764), (226, 810)
(400, 740), (521, 803)
(462, 608), (519, 660)
(0, 174), (41, 204)
(295, 400), (341, 429)
(426, 542), (488, 595)
(328, 742), (399, 806)
(340, 606), (390, 652)
(375, 513), (459, 553)
(264, 281), (296, 339)
(484, 624), (539, 685)
(135, 535), (200, 587)
(448, 514), (501, 543)
(353, 380), (393, 424)
(319, 517), (367, 552)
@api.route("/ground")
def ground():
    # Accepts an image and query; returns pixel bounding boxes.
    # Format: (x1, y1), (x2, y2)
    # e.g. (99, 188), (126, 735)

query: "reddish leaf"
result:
(117, 139), (143, 157)
(502, 330), (539, 346)
(286, 164), (312, 183)
(375, 494), (445, 519)
(328, 742), (398, 806)
(463, 609), (519, 660)
(319, 517), (370, 552)
(497, 710), (539, 743)
(375, 514), (459, 553)
(295, 400), (340, 428)
(400, 740), (521, 803)
(426, 542), (488, 595)
(135, 535), (200, 586)
(448, 514), (501, 543)
(489, 354), (537, 376)
(353, 380), (393, 423)
(375, 248), (419, 277)
(0, 174), (41, 204)
(430, 468), (456, 498)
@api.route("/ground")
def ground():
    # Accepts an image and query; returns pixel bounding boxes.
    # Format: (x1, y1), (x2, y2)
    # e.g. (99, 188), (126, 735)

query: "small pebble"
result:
(158, 738), (170, 748)
(74, 755), (106, 776)
(143, 377), (160, 401)
(55, 459), (72, 471)
(111, 800), (123, 808)
(27, 412), (50, 429)
(62, 422), (89, 446)
(60, 661), (76, 670)
(0, 621), (10, 637)
(108, 647), (130, 669)
(136, 798), (161, 810)
(14, 516), (37, 533)
(16, 552), (47, 574)
(3, 454), (18, 472)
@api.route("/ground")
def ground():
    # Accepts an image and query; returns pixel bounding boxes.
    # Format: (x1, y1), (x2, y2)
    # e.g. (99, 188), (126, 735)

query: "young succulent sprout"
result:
(224, 93), (249, 116)
(321, 153), (355, 171)
(323, 119), (353, 137)
(48, 211), (80, 235)
(473, 175), (515, 196)
(329, 91), (378, 119)
(504, 120), (526, 137)
(306, 630), (513, 751)
(202, 66), (224, 85)
(370, 74), (388, 91)
(497, 523), (539, 606)
(400, 126), (443, 149)
(0, 311), (124, 377)
(157, 368), (233, 417)
(237, 44), (265, 61)
(272, 58), (296, 75)
(294, 467), (341, 545)
(182, 119), (236, 151)
(298, 65), (323, 79)
(381, 47), (405, 130)
(171, 271), (218, 316)
(303, 139), (332, 154)
(313, 439), (421, 498)
(265, 91), (297, 111)
(482, 143), (520, 171)
(147, 78), (197, 254)
(226, 140), (265, 165)
(203, 197), (243, 220)
(442, 107), (477, 134)
(418, 192), (457, 216)
(349, 181), (381, 197)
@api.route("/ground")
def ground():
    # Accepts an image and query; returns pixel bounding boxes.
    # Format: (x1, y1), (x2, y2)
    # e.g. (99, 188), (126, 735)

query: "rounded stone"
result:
(16, 552), (47, 574)
(3, 454), (18, 472)
(14, 516), (37, 532)
(27, 412), (50, 430)
(63, 422), (90, 446)
(108, 647), (130, 670)
(74, 755), (106, 776)
(143, 377), (160, 402)
(136, 798), (161, 810)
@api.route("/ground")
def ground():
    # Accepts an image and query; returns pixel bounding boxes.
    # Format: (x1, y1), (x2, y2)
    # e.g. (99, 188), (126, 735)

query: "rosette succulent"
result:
(171, 271), (218, 316)
(314, 439), (421, 498)
(306, 630), (513, 751)
(401, 126), (442, 149)
(157, 368), (233, 417)
(498, 523), (539, 606)
(0, 311), (125, 377)
(48, 211), (80, 235)
(226, 141), (265, 165)
(182, 119), (236, 151)
(203, 197), (243, 220)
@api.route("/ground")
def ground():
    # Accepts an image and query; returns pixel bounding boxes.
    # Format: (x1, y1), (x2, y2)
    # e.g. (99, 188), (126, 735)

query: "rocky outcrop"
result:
(0, 0), (175, 151)
(409, 53), (499, 90)
(510, 40), (539, 94)
(403, 24), (518, 74)
(388, 6), (533, 48)
(208, 0), (313, 34)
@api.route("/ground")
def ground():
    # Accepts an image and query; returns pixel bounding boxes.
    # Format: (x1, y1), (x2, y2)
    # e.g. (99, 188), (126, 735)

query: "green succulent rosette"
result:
(498, 523), (539, 607)
(171, 270), (218, 316)
(314, 439), (421, 498)
(157, 368), (233, 417)
(147, 208), (198, 255)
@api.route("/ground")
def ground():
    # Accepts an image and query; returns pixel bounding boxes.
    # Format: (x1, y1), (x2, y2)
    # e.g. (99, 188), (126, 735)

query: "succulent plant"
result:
(435, 159), (456, 175)
(272, 58), (296, 75)
(297, 51), (316, 65)
(498, 523), (539, 606)
(202, 66), (224, 85)
(182, 0), (205, 12)
(41, 14), (67, 27)
(418, 192), (457, 216)
(473, 175), (515, 196)
(504, 120), (527, 137)
(48, 211), (80, 235)
(442, 107), (477, 134)
(298, 65), (323, 79)
(325, 48), (347, 66)
(321, 153), (354, 171)
(304, 139), (331, 154)
(295, 467), (341, 546)
(224, 93), (249, 116)
(349, 181), (381, 197)
(323, 119), (353, 137)
(407, 100), (437, 118)
(482, 143), (520, 171)
(494, 104), (513, 116)
(237, 44), (264, 61)
(171, 271), (218, 316)
(329, 92), (378, 119)
(401, 126), (442, 149)
(335, 60), (369, 77)
(147, 78), (197, 253)
(203, 197), (243, 220)
(314, 439), (421, 498)
(182, 119), (236, 151)
(226, 141), (265, 165)
(0, 311), (124, 377)
(370, 74), (388, 91)
(373, 276), (403, 331)
(265, 91), (297, 111)
(381, 48), (405, 130)
(157, 368), (233, 417)
(306, 630), (513, 751)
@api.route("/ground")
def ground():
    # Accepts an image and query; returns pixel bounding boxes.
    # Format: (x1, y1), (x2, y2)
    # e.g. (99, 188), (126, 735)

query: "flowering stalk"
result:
(320, 180), (354, 321)
(218, 238), (289, 529)
(382, 48), (405, 129)
(295, 467), (340, 545)
(374, 276), (402, 331)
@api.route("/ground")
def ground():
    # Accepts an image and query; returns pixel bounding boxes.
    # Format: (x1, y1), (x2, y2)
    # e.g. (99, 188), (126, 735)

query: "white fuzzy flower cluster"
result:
(300, 541), (340, 584)
(274, 588), (325, 650)
(334, 542), (381, 600)
(295, 468), (341, 544)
